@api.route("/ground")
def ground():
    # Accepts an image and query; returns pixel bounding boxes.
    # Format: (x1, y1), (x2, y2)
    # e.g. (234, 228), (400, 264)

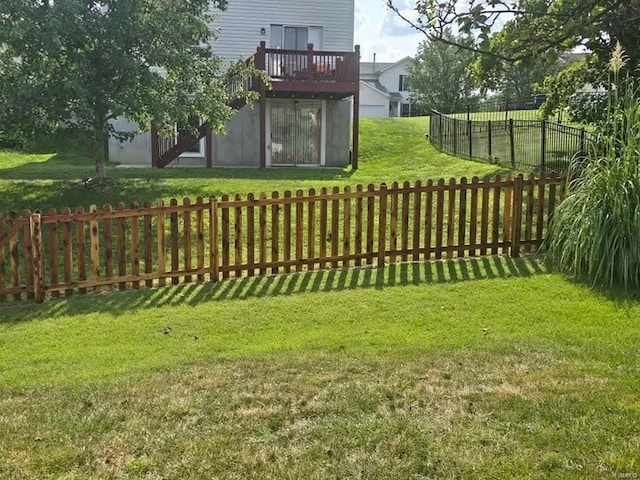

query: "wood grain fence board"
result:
(156, 200), (166, 287)
(447, 178), (456, 258)
(271, 192), (280, 274)
(259, 193), (267, 276)
(182, 198), (192, 283)
(536, 180), (546, 243)
(234, 194), (243, 278)
(283, 191), (292, 273)
(22, 211), (35, 300)
(103, 204), (113, 292)
(31, 213), (44, 302)
(435, 179), (445, 259)
(47, 209), (58, 298)
(547, 183), (557, 231)
(424, 180), (433, 260)
(89, 205), (100, 291)
(247, 193), (256, 277)
(458, 178), (467, 257)
(170, 199), (180, 285)
(331, 187), (339, 269)
(511, 175), (524, 257)
(469, 177), (479, 257)
(131, 201), (141, 289)
(503, 175), (513, 255)
(0, 214), (5, 301)
(117, 202), (127, 290)
(210, 197), (219, 282)
(378, 184), (387, 265)
(343, 186), (351, 267)
(401, 181), (410, 262)
(145, 200), (155, 287)
(366, 184), (375, 265)
(308, 189), (316, 267)
(480, 178), (490, 256)
(491, 176), (501, 256)
(412, 180), (422, 261)
(76, 207), (87, 294)
(295, 190), (304, 272)
(354, 185), (363, 267)
(319, 188), (328, 269)
(525, 174), (535, 253)
(221, 195), (230, 279)
(388, 183), (398, 263)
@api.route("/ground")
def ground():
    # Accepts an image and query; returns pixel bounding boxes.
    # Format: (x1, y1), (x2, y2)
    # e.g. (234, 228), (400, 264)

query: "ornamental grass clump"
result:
(546, 43), (640, 290)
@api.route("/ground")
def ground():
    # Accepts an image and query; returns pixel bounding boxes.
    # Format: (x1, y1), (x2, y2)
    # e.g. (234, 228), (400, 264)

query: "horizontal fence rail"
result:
(430, 110), (588, 173)
(0, 175), (564, 303)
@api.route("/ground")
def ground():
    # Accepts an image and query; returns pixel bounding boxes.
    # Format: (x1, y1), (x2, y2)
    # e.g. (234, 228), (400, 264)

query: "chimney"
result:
(373, 53), (376, 71)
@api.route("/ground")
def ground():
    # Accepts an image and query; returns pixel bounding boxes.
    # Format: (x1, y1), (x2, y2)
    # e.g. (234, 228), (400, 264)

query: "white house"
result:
(358, 56), (415, 118)
(109, 0), (360, 169)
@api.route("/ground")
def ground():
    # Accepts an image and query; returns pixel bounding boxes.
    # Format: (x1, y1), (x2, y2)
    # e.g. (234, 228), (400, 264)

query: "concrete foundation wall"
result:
(325, 99), (351, 167)
(212, 103), (260, 167)
(108, 118), (151, 166)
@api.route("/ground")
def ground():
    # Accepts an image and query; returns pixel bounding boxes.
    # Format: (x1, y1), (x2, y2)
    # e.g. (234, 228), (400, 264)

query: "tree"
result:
(407, 30), (478, 114)
(387, 0), (640, 97)
(0, 0), (258, 178)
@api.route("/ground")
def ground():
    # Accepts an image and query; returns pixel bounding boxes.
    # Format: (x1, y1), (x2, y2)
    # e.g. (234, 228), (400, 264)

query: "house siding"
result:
(209, 0), (355, 61)
(378, 60), (412, 105)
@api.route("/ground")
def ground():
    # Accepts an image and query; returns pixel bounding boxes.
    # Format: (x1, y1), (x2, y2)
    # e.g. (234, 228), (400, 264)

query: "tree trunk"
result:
(94, 127), (107, 178)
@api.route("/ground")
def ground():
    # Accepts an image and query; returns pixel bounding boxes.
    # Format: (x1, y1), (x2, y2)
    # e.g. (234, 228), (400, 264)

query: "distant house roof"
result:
(360, 56), (412, 76)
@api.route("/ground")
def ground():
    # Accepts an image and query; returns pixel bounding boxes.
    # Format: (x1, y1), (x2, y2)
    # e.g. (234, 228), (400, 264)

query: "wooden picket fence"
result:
(0, 174), (564, 303)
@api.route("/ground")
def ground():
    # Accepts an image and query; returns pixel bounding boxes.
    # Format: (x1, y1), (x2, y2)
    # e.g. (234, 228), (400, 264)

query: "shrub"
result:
(545, 44), (640, 290)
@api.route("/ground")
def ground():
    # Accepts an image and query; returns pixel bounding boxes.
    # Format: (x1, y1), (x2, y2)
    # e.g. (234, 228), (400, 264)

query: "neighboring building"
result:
(358, 56), (416, 118)
(109, 0), (359, 168)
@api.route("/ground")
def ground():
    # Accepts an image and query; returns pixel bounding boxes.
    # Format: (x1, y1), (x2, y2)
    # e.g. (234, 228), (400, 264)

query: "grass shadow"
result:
(1, 255), (549, 324)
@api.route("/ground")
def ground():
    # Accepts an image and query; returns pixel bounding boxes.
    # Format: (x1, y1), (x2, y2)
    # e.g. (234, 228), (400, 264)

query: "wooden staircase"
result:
(151, 69), (254, 168)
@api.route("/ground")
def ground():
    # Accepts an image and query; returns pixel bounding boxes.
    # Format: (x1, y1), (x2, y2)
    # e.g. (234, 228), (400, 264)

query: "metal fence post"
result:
(509, 119), (515, 168)
(541, 119), (547, 172)
(488, 120), (492, 161)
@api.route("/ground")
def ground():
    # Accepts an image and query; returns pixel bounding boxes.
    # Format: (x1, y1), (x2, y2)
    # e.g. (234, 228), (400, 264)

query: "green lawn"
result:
(1, 257), (639, 478)
(0, 118), (506, 214)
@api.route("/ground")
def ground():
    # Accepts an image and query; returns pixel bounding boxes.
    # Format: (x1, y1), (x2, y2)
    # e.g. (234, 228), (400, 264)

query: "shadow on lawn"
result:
(1, 256), (547, 323)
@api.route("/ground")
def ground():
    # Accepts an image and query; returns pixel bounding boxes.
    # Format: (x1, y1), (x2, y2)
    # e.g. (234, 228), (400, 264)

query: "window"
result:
(270, 25), (322, 50)
(399, 74), (409, 92)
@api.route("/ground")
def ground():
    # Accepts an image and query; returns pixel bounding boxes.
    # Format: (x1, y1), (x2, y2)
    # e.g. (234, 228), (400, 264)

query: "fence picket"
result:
(401, 181), (410, 262)
(183, 198), (192, 283)
(0, 214), (5, 301)
(458, 178), (467, 257)
(271, 192), (279, 274)
(447, 178), (456, 257)
(412, 180), (422, 261)
(103, 204), (113, 291)
(131, 201), (141, 289)
(378, 184), (388, 265)
(355, 185), (363, 266)
(343, 186), (351, 267)
(435, 179), (445, 260)
(525, 174), (535, 252)
(308, 189), (317, 268)
(89, 205), (100, 291)
(469, 177), (479, 256)
(221, 195), (230, 279)
(156, 200), (166, 287)
(331, 187), (339, 269)
(170, 199), (179, 285)
(283, 191), (292, 273)
(366, 184), (375, 265)
(47, 208), (58, 298)
(480, 178), (490, 256)
(145, 200), (154, 287)
(503, 175), (513, 255)
(296, 190), (304, 272)
(424, 180), (433, 259)
(22, 211), (34, 300)
(247, 193), (256, 276)
(76, 207), (87, 294)
(234, 194), (243, 278)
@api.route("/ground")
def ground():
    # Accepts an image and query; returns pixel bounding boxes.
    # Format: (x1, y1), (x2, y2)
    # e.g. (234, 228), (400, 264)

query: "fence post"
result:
(30, 213), (45, 303)
(509, 118), (515, 167)
(580, 128), (586, 156)
(468, 119), (473, 159)
(540, 119), (547, 172)
(488, 120), (492, 161)
(210, 197), (219, 282)
(452, 118), (458, 156)
(510, 175), (524, 258)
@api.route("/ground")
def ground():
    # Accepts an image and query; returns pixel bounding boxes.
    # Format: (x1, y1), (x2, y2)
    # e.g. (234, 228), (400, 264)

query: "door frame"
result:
(266, 99), (327, 167)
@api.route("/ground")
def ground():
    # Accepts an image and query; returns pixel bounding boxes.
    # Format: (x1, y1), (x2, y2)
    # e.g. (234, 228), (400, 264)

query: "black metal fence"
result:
(430, 110), (588, 172)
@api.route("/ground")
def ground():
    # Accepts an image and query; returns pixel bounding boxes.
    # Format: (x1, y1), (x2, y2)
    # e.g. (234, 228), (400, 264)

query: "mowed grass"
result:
(1, 257), (640, 479)
(0, 117), (506, 213)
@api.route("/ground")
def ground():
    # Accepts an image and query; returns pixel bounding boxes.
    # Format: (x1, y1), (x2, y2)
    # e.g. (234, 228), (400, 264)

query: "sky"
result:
(354, 0), (424, 64)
